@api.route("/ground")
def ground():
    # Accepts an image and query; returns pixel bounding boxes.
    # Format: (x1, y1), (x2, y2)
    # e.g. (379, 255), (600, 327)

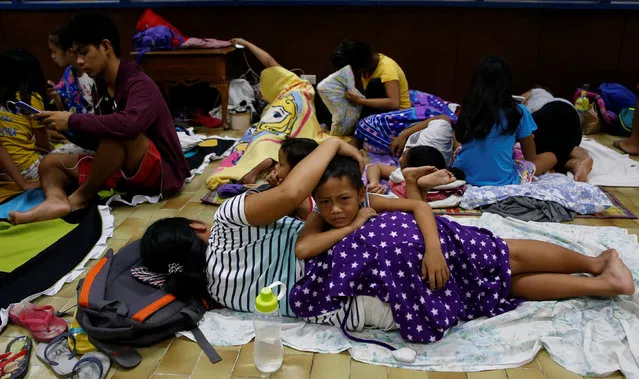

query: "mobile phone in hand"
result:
(14, 101), (41, 115)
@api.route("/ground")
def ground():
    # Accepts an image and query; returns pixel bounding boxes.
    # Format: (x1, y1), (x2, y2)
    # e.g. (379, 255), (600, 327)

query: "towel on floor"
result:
(461, 174), (611, 215)
(481, 196), (577, 222)
(0, 189), (45, 219)
(570, 138), (639, 187)
(207, 67), (333, 190)
(177, 213), (639, 378)
(0, 205), (113, 321)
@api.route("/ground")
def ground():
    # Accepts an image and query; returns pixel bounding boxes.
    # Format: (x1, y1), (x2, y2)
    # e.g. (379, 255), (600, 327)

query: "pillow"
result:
(317, 66), (362, 136)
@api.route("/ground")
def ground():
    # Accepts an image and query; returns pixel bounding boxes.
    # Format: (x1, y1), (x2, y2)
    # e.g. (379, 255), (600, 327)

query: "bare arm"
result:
(369, 195), (449, 289)
(0, 141), (31, 189)
(231, 38), (280, 68)
(243, 138), (363, 226)
(519, 134), (538, 162)
(356, 80), (400, 111)
(33, 128), (52, 153)
(295, 212), (352, 260)
(366, 164), (395, 185)
(390, 115), (452, 156)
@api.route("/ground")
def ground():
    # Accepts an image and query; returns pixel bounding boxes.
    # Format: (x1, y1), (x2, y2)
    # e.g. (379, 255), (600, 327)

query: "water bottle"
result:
(575, 84), (591, 123)
(253, 281), (285, 373)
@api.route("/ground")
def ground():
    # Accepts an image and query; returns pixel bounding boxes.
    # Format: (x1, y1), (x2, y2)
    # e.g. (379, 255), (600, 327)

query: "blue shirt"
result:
(453, 104), (537, 186)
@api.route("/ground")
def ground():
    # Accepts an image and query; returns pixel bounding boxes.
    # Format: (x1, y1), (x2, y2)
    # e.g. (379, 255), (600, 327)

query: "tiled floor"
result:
(1, 131), (636, 379)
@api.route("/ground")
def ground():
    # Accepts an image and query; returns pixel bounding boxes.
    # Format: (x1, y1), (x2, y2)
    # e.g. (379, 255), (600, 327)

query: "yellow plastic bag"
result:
(68, 310), (96, 354)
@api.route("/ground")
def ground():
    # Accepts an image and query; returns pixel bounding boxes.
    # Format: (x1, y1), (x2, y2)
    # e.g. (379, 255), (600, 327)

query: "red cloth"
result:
(136, 9), (188, 48)
(78, 139), (162, 193)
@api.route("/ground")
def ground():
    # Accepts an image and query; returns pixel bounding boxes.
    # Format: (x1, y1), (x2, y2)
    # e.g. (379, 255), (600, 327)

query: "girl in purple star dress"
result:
(290, 158), (635, 345)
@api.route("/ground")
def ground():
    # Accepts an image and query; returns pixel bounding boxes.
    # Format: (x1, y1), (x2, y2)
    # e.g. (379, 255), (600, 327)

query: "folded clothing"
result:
(461, 173), (611, 214)
(481, 196), (577, 222)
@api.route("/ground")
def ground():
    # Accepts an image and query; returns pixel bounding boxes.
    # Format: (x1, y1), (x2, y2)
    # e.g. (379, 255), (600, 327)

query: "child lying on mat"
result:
(236, 138), (319, 220)
(366, 145), (465, 200)
(240, 138), (317, 187)
(290, 156), (635, 344)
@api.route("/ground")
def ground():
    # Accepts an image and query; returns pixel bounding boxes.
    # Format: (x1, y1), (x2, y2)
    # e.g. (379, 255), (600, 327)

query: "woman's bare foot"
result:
(594, 249), (618, 275)
(8, 197), (71, 225)
(615, 139), (639, 156)
(597, 250), (635, 296)
(573, 157), (593, 182)
(402, 166), (437, 182)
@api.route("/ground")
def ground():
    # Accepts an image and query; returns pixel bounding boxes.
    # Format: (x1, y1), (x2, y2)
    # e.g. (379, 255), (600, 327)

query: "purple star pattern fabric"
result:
(290, 212), (522, 343)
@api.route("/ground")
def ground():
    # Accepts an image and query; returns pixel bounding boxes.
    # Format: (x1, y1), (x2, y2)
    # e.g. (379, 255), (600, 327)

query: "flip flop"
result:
(88, 337), (141, 369)
(8, 302), (67, 342)
(1, 336), (32, 379)
(613, 139), (639, 156)
(36, 333), (79, 377)
(70, 352), (110, 379)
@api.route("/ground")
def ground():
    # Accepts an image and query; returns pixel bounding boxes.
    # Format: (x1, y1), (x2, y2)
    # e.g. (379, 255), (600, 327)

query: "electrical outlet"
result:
(301, 75), (317, 85)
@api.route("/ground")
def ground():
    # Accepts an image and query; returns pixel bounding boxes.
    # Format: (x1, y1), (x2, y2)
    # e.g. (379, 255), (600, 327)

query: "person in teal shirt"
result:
(452, 56), (556, 186)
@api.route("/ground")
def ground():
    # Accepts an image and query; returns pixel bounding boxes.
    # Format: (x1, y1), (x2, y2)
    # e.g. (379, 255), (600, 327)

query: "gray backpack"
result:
(76, 240), (221, 363)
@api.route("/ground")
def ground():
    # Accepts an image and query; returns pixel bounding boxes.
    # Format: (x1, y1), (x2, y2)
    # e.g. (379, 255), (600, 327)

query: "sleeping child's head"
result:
(274, 138), (319, 182)
(398, 146), (446, 170)
(313, 156), (364, 229)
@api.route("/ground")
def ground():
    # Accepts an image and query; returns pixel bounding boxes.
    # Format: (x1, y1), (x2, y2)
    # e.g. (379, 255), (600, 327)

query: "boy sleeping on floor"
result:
(291, 156), (634, 346)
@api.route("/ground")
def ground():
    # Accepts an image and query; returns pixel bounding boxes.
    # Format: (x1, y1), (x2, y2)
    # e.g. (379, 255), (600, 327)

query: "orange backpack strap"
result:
(78, 249), (113, 308)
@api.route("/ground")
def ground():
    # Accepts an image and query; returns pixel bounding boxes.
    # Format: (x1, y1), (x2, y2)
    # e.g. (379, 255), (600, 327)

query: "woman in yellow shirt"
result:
(0, 48), (52, 190)
(335, 40), (457, 155)
(339, 40), (411, 117)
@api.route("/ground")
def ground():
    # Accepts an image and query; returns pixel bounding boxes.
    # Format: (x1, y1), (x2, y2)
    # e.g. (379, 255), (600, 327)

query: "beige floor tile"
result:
(129, 200), (166, 219)
(310, 352), (350, 379)
(214, 345), (242, 352)
(197, 205), (217, 222)
(55, 275), (82, 298)
(468, 370), (506, 379)
(428, 373), (467, 379)
(283, 346), (313, 356)
(192, 350), (240, 379)
(270, 354), (313, 379)
(0, 323), (29, 338)
(537, 350), (583, 379)
(191, 186), (214, 204)
(107, 238), (129, 255)
(350, 360), (389, 379)
(33, 296), (71, 310)
(177, 202), (207, 219)
(26, 365), (59, 379)
(147, 209), (180, 224)
(505, 369), (545, 379)
(162, 192), (193, 210)
(110, 207), (136, 227)
(112, 346), (167, 379)
(517, 359), (540, 370)
(154, 337), (201, 375)
(231, 342), (271, 378)
(150, 375), (189, 379)
(112, 218), (146, 241)
(388, 367), (429, 379)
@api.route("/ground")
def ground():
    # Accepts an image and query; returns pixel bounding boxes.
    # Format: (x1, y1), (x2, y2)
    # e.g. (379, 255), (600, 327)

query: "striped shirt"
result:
(206, 192), (305, 317)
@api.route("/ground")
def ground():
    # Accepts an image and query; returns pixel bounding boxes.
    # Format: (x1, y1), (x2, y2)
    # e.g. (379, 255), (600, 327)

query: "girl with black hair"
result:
(336, 40), (411, 117)
(0, 48), (52, 189)
(452, 56), (556, 186)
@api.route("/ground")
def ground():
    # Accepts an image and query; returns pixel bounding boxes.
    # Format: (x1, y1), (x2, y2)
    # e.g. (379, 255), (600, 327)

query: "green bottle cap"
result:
(255, 287), (279, 313)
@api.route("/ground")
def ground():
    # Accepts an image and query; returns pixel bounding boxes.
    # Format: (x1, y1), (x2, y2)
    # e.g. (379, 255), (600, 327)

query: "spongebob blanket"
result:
(207, 67), (332, 190)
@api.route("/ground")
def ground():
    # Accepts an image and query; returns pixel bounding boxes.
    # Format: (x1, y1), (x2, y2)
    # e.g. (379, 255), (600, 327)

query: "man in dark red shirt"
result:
(10, 13), (189, 224)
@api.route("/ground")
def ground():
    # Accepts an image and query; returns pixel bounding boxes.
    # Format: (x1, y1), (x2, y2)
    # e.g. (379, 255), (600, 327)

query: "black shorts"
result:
(532, 101), (582, 172)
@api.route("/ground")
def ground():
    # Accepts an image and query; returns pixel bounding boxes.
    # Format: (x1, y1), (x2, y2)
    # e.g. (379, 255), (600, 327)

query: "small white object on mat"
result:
(570, 138), (639, 187)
